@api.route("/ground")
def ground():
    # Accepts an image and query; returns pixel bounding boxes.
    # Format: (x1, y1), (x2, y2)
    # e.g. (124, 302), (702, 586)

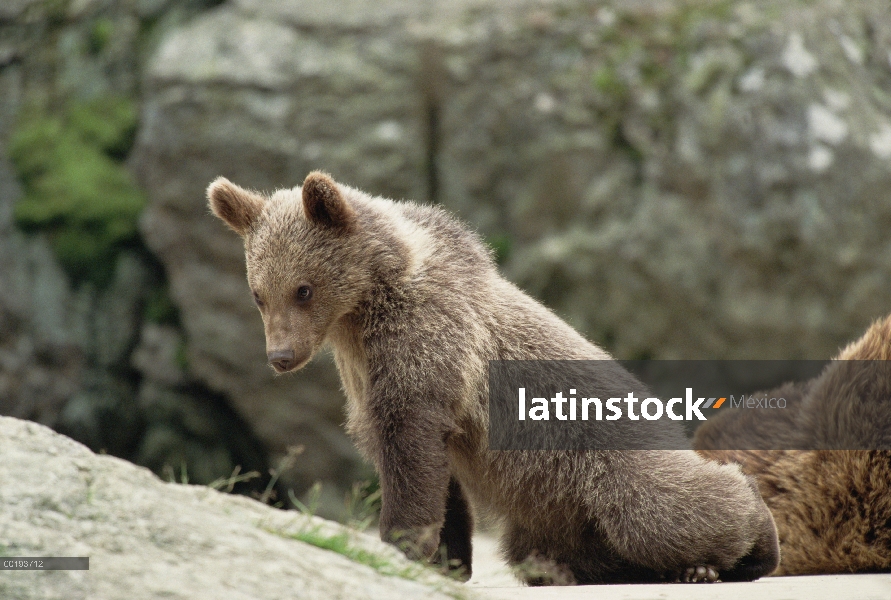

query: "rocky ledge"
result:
(0, 416), (468, 600)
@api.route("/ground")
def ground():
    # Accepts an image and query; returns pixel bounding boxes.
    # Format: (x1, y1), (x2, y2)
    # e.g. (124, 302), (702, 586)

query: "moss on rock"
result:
(9, 96), (144, 287)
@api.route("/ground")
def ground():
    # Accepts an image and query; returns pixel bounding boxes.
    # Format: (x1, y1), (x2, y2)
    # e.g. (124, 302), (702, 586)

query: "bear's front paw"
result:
(673, 566), (720, 583)
(383, 523), (442, 562)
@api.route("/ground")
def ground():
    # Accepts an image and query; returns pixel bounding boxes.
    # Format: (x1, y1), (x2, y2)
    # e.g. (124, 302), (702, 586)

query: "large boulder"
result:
(0, 416), (467, 600)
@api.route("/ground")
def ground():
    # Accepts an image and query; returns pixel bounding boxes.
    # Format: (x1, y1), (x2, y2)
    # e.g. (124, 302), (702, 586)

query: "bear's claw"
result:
(674, 566), (720, 583)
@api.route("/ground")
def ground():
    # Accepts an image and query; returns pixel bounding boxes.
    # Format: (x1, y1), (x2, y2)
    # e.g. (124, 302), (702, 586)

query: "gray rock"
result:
(0, 416), (468, 600)
(0, 172), (86, 428)
(131, 323), (187, 386)
(93, 253), (150, 367)
(0, 0), (44, 22)
(428, 0), (891, 359)
(55, 370), (141, 457)
(0, 0), (276, 505)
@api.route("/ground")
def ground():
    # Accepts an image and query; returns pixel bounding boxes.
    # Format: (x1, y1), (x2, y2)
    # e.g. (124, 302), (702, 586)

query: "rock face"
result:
(0, 148), (149, 460)
(0, 416), (466, 600)
(0, 0), (275, 505)
(5, 0), (891, 519)
(429, 0), (891, 360)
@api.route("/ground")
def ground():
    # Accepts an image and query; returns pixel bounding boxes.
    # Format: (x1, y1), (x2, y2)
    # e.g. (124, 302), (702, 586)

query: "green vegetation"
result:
(270, 478), (466, 597)
(163, 460), (190, 485)
(486, 233), (513, 265)
(583, 0), (750, 180)
(88, 18), (114, 55)
(289, 528), (397, 573)
(342, 479), (382, 530)
(9, 96), (144, 287)
(143, 285), (179, 325)
(591, 65), (626, 98)
(280, 524), (468, 598)
(208, 466), (262, 493)
(42, 0), (71, 24)
(174, 339), (189, 372)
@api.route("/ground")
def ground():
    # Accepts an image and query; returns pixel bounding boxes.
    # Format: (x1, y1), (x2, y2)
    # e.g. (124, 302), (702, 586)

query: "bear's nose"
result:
(267, 349), (296, 371)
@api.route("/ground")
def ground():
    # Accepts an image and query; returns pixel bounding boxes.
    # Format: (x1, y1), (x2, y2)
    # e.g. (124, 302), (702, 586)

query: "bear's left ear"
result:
(302, 171), (355, 232)
(207, 177), (266, 237)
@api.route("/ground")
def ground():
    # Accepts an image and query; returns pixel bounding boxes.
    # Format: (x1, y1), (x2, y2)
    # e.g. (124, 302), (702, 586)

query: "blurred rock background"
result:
(2, 0), (890, 516)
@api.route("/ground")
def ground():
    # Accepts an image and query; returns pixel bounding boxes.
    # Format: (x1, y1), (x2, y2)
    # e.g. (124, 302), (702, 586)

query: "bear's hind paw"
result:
(673, 566), (720, 583)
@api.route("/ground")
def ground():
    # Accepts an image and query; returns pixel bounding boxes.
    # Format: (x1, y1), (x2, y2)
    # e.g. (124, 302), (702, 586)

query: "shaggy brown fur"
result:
(208, 172), (779, 584)
(695, 315), (891, 575)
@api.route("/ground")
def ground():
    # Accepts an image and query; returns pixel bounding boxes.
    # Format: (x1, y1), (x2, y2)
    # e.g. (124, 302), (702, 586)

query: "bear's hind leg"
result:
(595, 451), (779, 583)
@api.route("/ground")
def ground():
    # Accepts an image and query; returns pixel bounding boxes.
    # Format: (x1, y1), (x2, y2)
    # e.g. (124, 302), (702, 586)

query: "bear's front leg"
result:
(373, 402), (455, 564)
(362, 311), (472, 573)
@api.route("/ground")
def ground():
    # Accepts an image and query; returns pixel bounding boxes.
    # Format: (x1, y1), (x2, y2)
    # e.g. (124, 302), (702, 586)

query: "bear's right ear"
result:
(207, 177), (266, 237)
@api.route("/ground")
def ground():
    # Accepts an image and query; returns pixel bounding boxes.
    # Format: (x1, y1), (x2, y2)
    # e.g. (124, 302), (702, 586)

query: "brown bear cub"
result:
(208, 172), (779, 585)
(696, 315), (891, 575)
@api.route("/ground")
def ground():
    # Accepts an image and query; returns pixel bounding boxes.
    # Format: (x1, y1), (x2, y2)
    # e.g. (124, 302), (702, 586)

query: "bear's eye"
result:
(294, 285), (313, 304)
(252, 290), (264, 308)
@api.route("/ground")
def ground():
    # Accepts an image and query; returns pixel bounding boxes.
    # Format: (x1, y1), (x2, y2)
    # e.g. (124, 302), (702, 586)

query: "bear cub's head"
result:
(207, 172), (368, 374)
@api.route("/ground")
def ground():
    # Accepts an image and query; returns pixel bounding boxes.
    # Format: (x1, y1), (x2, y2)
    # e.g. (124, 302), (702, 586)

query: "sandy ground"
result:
(468, 533), (891, 600)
